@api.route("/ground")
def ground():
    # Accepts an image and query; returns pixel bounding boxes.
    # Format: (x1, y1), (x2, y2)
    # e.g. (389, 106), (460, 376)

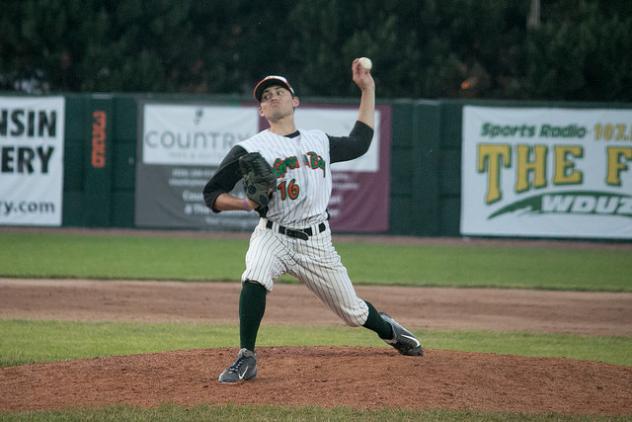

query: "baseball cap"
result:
(253, 75), (295, 102)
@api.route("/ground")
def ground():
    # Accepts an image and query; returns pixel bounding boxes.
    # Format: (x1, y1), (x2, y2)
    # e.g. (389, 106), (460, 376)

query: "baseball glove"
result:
(239, 152), (276, 208)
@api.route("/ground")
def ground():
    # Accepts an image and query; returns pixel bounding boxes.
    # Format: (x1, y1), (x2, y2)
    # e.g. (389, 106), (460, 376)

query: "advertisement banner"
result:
(461, 106), (632, 239)
(136, 102), (392, 232)
(295, 106), (391, 232)
(135, 103), (259, 229)
(0, 96), (65, 226)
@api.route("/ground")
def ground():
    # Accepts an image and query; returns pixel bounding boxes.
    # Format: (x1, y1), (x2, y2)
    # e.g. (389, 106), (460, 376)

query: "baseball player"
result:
(203, 58), (423, 384)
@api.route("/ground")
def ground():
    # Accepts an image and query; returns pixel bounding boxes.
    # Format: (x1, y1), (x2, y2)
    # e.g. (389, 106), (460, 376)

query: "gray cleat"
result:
(218, 348), (257, 384)
(380, 312), (424, 356)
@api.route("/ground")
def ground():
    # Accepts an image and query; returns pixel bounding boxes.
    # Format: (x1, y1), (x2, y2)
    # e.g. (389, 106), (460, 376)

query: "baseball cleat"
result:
(380, 313), (424, 356)
(218, 348), (257, 384)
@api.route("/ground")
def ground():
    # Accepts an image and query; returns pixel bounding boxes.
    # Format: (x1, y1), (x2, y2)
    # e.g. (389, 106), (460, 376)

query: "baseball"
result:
(358, 57), (372, 70)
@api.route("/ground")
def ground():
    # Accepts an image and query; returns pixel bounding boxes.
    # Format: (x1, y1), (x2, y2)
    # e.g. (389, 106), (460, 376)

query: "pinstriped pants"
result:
(242, 219), (370, 326)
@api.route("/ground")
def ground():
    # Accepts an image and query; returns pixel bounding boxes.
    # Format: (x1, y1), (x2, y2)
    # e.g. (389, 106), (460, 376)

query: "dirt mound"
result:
(1, 347), (631, 415)
(2, 278), (632, 415)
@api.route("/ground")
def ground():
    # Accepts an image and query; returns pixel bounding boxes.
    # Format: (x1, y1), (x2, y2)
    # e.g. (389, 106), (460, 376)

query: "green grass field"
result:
(4, 404), (631, 422)
(2, 320), (631, 367)
(1, 230), (631, 420)
(1, 232), (631, 290)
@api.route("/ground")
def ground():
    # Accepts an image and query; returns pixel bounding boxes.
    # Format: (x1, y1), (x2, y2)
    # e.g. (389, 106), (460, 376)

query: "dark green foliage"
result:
(1, 0), (630, 101)
(525, 0), (632, 101)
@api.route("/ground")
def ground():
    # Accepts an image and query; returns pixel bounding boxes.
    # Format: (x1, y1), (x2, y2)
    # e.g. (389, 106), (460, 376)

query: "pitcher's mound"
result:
(1, 347), (631, 415)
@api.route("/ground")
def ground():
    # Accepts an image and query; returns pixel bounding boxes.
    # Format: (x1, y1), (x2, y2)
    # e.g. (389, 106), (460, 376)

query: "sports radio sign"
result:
(461, 106), (632, 239)
(0, 96), (65, 226)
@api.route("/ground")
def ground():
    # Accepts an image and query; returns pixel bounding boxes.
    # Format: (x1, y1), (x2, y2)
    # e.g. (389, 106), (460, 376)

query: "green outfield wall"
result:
(60, 94), (452, 234)
(3, 93), (626, 237)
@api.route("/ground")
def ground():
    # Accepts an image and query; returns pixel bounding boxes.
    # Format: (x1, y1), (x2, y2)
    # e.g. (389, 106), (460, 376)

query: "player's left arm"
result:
(203, 145), (250, 212)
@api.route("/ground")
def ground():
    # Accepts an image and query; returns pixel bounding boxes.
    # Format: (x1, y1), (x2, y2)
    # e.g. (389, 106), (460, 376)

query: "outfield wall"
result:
(2, 93), (631, 238)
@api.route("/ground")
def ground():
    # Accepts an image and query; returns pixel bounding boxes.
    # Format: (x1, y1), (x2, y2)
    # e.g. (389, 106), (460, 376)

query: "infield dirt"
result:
(1, 278), (632, 415)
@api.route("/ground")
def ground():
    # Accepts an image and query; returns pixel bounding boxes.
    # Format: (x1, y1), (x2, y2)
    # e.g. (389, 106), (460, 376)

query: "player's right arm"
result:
(352, 58), (375, 129)
(328, 122), (374, 163)
(327, 59), (376, 163)
(203, 145), (256, 212)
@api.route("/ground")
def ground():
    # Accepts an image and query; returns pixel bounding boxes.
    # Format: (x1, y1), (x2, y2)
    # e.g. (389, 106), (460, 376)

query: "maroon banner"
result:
(329, 105), (391, 232)
(256, 103), (392, 233)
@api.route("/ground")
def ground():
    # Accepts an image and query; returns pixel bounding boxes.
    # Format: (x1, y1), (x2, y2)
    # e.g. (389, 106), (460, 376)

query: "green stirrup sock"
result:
(239, 280), (267, 352)
(362, 301), (394, 340)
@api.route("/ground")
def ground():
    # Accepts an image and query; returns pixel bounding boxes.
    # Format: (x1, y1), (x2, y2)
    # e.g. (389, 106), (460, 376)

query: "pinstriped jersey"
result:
(238, 129), (331, 228)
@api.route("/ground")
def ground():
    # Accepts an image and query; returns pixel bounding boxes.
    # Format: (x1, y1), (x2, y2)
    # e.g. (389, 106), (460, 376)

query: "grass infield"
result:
(2, 319), (631, 367)
(2, 230), (631, 419)
(2, 403), (630, 422)
(1, 231), (631, 291)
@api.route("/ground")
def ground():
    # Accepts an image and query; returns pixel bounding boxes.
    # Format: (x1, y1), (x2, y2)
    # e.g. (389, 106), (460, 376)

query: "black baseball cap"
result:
(253, 75), (295, 102)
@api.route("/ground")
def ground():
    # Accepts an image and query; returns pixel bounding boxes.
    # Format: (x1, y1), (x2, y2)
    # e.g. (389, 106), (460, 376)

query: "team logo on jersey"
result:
(272, 156), (299, 178)
(305, 152), (326, 177)
(272, 152), (326, 178)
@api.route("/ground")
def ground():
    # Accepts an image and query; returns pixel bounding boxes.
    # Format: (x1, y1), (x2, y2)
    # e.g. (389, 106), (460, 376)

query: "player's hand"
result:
(352, 58), (375, 92)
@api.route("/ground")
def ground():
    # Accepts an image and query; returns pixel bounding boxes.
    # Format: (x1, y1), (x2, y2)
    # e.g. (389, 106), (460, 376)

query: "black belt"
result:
(265, 220), (326, 241)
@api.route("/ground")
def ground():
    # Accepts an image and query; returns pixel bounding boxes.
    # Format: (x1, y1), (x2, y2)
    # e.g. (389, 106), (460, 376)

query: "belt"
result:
(265, 220), (326, 241)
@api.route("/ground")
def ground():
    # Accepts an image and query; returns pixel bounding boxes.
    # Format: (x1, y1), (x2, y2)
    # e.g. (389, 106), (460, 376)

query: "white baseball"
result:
(358, 57), (372, 70)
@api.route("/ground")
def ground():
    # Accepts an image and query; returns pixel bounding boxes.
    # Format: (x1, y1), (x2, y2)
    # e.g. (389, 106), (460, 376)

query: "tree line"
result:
(1, 0), (630, 101)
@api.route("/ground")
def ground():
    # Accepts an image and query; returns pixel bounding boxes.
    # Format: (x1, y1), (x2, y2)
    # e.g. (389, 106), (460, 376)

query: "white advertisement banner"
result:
(142, 104), (258, 166)
(0, 96), (65, 226)
(136, 102), (391, 232)
(295, 108), (381, 172)
(461, 106), (632, 239)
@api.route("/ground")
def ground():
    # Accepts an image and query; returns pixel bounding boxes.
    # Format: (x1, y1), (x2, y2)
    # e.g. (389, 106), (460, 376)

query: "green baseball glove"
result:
(239, 152), (276, 208)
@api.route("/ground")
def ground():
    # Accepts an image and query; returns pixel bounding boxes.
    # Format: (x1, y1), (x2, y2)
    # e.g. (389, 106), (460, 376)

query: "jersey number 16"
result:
(277, 179), (300, 200)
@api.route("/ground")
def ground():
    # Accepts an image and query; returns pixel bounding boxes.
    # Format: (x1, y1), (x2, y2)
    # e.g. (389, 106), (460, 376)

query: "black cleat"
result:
(380, 313), (424, 356)
(218, 348), (257, 384)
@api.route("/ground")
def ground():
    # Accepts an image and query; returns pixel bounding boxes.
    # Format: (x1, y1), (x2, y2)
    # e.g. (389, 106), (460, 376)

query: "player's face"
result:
(259, 86), (299, 122)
